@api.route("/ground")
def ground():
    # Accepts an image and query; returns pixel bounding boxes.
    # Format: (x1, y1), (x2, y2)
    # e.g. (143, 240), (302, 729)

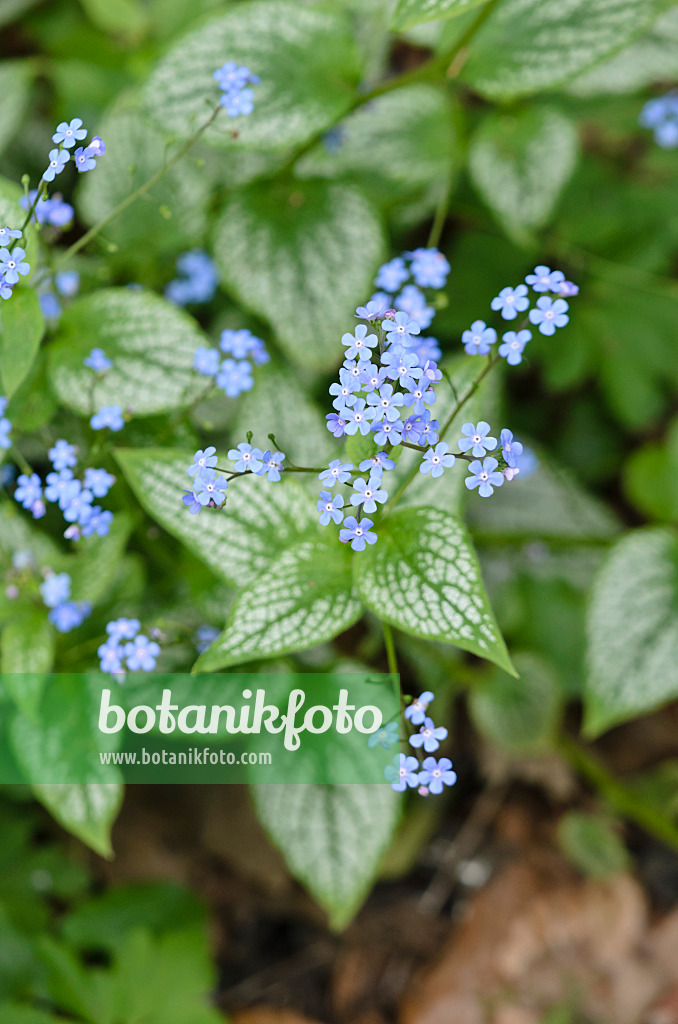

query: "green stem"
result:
(52, 104), (222, 270)
(382, 620), (398, 677)
(558, 733), (678, 853)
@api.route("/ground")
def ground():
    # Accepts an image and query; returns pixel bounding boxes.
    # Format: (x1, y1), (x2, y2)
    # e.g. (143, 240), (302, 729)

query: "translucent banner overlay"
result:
(0, 672), (400, 784)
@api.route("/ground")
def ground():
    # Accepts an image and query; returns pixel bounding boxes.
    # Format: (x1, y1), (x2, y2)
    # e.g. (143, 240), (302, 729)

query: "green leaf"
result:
(461, 0), (662, 100)
(1, 610), (55, 716)
(194, 535), (363, 670)
(78, 0), (148, 41)
(10, 675), (123, 856)
(296, 85), (458, 213)
(0, 1005), (71, 1024)
(48, 288), (207, 417)
(468, 456), (621, 544)
(468, 651), (561, 753)
(252, 783), (399, 929)
(469, 107), (578, 243)
(144, 1), (359, 151)
(77, 100), (210, 256)
(391, 0), (488, 30)
(0, 0), (40, 28)
(557, 811), (631, 878)
(0, 287), (45, 398)
(68, 512), (133, 607)
(624, 417), (678, 521)
(115, 448), (317, 587)
(233, 361), (335, 468)
(356, 506), (514, 674)
(584, 528), (678, 736)
(569, 6), (678, 95)
(213, 180), (384, 371)
(0, 62), (31, 157)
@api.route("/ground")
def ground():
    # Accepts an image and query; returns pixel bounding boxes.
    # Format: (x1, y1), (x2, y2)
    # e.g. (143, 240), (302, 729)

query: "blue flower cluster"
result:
(385, 691), (457, 795)
(98, 618), (161, 675)
(182, 441), (286, 515)
(0, 396), (11, 451)
(39, 570), (91, 633)
(38, 270), (80, 322)
(193, 327), (269, 398)
(84, 347), (123, 430)
(1, 118), (104, 303)
(640, 91), (678, 149)
(164, 250), (218, 306)
(14, 437), (116, 538)
(213, 62), (260, 117)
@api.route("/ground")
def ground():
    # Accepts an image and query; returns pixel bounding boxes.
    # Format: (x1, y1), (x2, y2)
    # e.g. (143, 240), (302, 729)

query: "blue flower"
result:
(195, 624), (220, 653)
(355, 295), (390, 321)
(0, 227), (21, 247)
(405, 690), (434, 726)
(465, 457), (504, 497)
(341, 323), (378, 361)
(107, 617), (140, 640)
(49, 439), (77, 471)
(56, 477), (81, 511)
(220, 89), (255, 117)
(217, 359), (253, 397)
(84, 348), (112, 372)
(371, 419), (402, 447)
(182, 489), (201, 515)
(529, 296), (569, 336)
(402, 415), (422, 444)
(213, 62), (259, 91)
(417, 413), (439, 446)
(166, 250), (218, 306)
(193, 346), (219, 376)
(19, 191), (73, 227)
(49, 601), (91, 633)
(382, 311), (420, 347)
(220, 327), (267, 362)
(491, 284), (530, 321)
(558, 281), (579, 298)
(329, 370), (359, 411)
(195, 469), (227, 506)
(0, 247), (30, 285)
(498, 329), (531, 365)
(228, 442), (264, 473)
(52, 117), (87, 148)
(344, 399), (374, 436)
(500, 428), (523, 469)
(260, 450), (285, 482)
(358, 452), (394, 474)
(14, 473), (42, 510)
(81, 507), (113, 537)
(317, 490), (345, 526)
(375, 257), (408, 293)
(43, 148), (70, 182)
(62, 486), (93, 524)
(44, 469), (74, 505)
(188, 448), (218, 479)
(458, 421), (497, 457)
(462, 319), (496, 356)
(319, 459), (354, 486)
(73, 145), (98, 172)
(525, 265), (565, 293)
(366, 383), (405, 423)
(326, 412), (347, 438)
(55, 270), (79, 297)
(381, 349), (421, 389)
(403, 380), (436, 415)
(409, 716), (448, 753)
(0, 276), (12, 301)
(90, 405), (124, 431)
(350, 475), (387, 514)
(418, 756), (456, 795)
(82, 467), (115, 498)
(420, 359), (442, 384)
(420, 442), (454, 478)
(39, 572), (71, 608)
(339, 515), (377, 551)
(640, 91), (678, 149)
(40, 290), (59, 319)
(406, 247), (450, 289)
(384, 753), (420, 792)
(125, 635), (161, 671)
(98, 638), (124, 674)
(395, 284), (434, 330)
(415, 336), (442, 363)
(0, 416), (12, 450)
(368, 721), (399, 749)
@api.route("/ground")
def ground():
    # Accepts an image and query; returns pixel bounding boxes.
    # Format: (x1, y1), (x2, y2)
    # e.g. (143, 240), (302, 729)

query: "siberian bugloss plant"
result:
(1, 0), (678, 936)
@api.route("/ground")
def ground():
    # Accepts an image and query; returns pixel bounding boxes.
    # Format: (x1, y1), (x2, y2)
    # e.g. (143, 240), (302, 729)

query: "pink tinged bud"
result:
(5, 584), (19, 600)
(88, 136), (106, 156)
(64, 524), (81, 541)
(503, 467), (520, 481)
(418, 785), (430, 797)
(383, 309), (397, 320)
